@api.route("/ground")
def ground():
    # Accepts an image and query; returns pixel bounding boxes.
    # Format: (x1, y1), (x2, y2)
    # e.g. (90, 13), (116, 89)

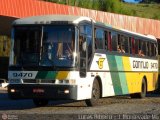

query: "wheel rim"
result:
(92, 88), (97, 99)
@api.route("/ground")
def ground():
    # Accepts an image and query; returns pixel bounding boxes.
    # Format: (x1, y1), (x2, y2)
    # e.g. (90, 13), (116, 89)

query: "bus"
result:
(8, 15), (158, 107)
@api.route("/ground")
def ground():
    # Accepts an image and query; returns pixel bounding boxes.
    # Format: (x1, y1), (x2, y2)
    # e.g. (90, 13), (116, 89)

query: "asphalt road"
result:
(0, 89), (160, 120)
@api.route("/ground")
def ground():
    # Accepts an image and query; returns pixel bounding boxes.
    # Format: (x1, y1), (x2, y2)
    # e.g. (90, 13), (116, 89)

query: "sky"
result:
(123, 0), (143, 3)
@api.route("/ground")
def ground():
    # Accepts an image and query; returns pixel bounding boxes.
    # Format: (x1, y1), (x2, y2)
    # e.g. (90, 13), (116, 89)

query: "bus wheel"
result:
(85, 79), (100, 106)
(130, 78), (147, 98)
(33, 99), (49, 107)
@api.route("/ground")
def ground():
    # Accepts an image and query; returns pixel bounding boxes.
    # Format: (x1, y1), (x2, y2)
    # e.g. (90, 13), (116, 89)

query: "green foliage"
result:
(102, 0), (122, 13)
(142, 0), (160, 3)
(0, 36), (11, 57)
(91, 0), (101, 10)
(43, 0), (160, 20)
(152, 13), (160, 19)
(77, 0), (93, 9)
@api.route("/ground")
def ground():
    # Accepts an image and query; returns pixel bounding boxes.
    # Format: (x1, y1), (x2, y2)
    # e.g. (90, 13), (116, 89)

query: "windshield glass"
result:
(14, 26), (41, 66)
(13, 25), (76, 67)
(41, 25), (75, 67)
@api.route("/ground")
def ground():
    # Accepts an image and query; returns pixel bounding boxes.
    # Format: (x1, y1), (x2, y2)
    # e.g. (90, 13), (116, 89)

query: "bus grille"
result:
(23, 79), (55, 84)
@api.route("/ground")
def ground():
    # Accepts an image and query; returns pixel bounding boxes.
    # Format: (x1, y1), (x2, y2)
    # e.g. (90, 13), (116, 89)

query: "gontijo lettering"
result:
(133, 60), (149, 69)
(133, 60), (158, 69)
(151, 62), (158, 69)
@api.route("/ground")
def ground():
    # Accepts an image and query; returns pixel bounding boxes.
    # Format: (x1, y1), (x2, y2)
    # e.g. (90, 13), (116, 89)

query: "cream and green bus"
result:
(8, 15), (158, 106)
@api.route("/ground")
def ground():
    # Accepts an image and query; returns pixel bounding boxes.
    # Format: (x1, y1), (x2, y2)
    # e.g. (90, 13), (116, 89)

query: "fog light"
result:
(64, 89), (69, 94)
(11, 89), (16, 93)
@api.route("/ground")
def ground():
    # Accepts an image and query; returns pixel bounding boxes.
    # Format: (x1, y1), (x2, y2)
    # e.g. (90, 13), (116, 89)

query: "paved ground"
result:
(0, 89), (160, 120)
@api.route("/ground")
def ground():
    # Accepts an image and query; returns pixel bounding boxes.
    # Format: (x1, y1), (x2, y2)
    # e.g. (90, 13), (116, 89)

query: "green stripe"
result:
(36, 71), (58, 79)
(107, 55), (123, 95)
(115, 56), (128, 94)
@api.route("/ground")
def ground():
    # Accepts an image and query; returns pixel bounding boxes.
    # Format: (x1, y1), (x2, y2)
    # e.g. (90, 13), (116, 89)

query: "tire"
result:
(85, 79), (101, 106)
(33, 99), (49, 107)
(130, 78), (147, 98)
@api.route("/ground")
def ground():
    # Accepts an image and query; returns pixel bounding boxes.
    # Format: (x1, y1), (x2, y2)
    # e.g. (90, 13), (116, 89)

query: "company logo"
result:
(97, 58), (105, 69)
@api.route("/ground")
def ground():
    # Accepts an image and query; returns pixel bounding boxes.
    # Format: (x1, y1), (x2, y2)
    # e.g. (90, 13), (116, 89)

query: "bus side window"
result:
(146, 42), (149, 56)
(123, 35), (129, 53)
(142, 41), (147, 56)
(129, 37), (135, 55)
(108, 32), (112, 51)
(104, 31), (108, 50)
(148, 42), (151, 57)
(151, 43), (156, 57)
(95, 28), (104, 49)
(129, 37), (132, 54)
(138, 40), (142, 56)
(151, 43), (154, 57)
(117, 34), (121, 52)
(154, 44), (157, 57)
(135, 39), (139, 55)
(138, 40), (145, 57)
(118, 34), (128, 54)
(111, 31), (117, 51)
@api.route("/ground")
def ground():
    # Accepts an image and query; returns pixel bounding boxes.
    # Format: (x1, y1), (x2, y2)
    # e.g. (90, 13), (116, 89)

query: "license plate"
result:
(33, 88), (45, 93)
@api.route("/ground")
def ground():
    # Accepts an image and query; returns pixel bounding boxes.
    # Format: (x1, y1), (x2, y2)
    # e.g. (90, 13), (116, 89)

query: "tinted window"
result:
(95, 28), (104, 49)
(111, 31), (117, 51)
(135, 39), (139, 55)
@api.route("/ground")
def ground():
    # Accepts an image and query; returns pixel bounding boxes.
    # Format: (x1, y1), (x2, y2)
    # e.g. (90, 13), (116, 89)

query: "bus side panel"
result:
(90, 53), (158, 97)
(76, 72), (94, 100)
(122, 57), (141, 94)
(90, 54), (115, 97)
(107, 55), (130, 95)
(146, 72), (158, 92)
(101, 72), (116, 97)
(128, 58), (158, 93)
(115, 56), (129, 94)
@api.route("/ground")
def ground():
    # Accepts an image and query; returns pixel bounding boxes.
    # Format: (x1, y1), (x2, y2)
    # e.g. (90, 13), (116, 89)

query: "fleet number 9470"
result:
(13, 73), (33, 77)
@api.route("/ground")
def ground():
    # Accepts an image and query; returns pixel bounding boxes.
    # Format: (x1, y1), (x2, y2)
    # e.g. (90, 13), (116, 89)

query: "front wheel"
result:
(85, 79), (101, 106)
(33, 99), (49, 107)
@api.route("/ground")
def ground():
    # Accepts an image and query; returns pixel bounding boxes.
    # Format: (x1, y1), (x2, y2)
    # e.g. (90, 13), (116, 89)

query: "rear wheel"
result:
(85, 79), (101, 106)
(33, 99), (49, 107)
(130, 78), (147, 98)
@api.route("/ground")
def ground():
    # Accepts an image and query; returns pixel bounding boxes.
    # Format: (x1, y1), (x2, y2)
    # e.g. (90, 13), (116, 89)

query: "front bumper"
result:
(8, 84), (77, 100)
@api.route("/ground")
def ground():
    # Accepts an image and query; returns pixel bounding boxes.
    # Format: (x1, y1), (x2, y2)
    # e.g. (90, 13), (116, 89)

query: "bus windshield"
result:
(13, 25), (76, 67)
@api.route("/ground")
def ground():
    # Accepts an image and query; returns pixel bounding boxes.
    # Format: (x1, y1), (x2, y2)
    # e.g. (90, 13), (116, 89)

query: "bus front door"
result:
(79, 35), (87, 77)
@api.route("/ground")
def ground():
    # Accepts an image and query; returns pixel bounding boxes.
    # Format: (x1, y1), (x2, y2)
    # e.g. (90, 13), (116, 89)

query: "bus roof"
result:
(13, 15), (156, 42)
(120, 28), (157, 41)
(13, 15), (94, 25)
